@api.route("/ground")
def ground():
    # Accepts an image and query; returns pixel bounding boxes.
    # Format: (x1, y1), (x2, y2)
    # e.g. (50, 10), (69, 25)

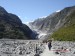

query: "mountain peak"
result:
(0, 6), (37, 39)
(0, 6), (8, 14)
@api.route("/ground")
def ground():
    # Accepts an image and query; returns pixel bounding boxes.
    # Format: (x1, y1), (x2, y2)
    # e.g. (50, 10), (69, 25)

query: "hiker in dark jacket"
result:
(48, 40), (52, 50)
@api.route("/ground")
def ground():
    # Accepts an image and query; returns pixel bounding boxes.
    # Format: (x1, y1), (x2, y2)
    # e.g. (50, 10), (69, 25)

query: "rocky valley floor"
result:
(0, 39), (75, 56)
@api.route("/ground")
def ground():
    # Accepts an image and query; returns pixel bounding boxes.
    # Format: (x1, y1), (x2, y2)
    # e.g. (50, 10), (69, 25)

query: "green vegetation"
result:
(0, 6), (35, 39)
(0, 25), (26, 39)
(50, 11), (75, 41)
(51, 25), (75, 41)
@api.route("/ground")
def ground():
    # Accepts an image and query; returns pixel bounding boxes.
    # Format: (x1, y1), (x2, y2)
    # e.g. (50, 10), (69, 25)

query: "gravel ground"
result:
(52, 41), (75, 56)
(0, 39), (75, 56)
(0, 39), (45, 56)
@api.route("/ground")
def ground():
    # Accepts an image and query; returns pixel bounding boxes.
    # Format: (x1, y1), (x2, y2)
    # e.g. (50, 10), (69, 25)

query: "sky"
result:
(0, 0), (75, 24)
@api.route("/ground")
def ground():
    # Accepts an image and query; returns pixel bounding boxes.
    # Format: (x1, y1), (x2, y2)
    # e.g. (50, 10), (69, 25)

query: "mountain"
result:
(0, 6), (37, 39)
(51, 8), (75, 41)
(29, 6), (75, 41)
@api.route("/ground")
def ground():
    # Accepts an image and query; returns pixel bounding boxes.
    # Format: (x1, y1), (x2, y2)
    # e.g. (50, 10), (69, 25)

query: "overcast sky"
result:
(0, 0), (75, 23)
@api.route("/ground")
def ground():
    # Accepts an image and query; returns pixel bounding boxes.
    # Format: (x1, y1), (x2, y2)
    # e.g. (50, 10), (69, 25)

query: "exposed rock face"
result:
(51, 9), (75, 41)
(29, 6), (75, 40)
(0, 6), (37, 39)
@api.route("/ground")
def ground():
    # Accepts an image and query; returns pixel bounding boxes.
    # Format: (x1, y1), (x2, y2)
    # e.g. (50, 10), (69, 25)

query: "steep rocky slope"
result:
(51, 10), (75, 41)
(29, 6), (75, 40)
(0, 6), (37, 39)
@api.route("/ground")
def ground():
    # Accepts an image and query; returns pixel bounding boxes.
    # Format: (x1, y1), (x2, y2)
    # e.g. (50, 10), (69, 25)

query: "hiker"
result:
(48, 40), (52, 50)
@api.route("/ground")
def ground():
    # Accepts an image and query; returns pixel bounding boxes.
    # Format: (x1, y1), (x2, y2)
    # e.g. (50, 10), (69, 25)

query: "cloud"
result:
(18, 16), (21, 18)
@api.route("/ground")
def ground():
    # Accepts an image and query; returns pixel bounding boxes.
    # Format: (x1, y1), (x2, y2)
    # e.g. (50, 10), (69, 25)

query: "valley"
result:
(0, 5), (75, 56)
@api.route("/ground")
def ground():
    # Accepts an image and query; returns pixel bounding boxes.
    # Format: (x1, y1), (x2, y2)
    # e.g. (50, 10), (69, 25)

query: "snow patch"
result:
(39, 16), (47, 18)
(24, 21), (33, 25)
(25, 22), (29, 25)
(56, 10), (60, 12)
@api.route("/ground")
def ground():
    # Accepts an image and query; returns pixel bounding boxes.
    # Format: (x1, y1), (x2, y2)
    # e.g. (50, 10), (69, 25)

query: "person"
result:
(48, 40), (52, 50)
